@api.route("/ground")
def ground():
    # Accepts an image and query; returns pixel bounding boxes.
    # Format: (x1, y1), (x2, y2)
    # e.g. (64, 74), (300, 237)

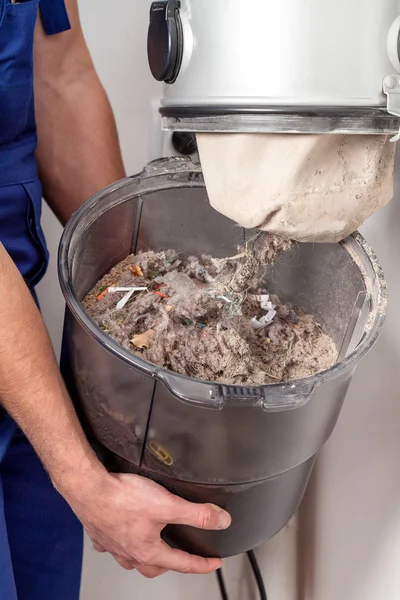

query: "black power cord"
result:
(216, 568), (229, 600)
(247, 550), (267, 600)
(216, 550), (268, 600)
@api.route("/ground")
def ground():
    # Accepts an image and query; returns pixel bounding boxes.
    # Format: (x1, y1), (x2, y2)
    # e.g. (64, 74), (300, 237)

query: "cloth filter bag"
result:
(197, 133), (396, 243)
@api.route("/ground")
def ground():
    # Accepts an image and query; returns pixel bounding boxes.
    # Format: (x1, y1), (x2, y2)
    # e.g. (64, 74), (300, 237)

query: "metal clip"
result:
(383, 75), (400, 142)
(149, 441), (174, 467)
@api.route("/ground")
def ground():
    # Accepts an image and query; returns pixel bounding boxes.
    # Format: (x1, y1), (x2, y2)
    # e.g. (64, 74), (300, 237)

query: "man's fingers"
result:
(154, 542), (222, 574)
(167, 500), (231, 531)
(112, 556), (167, 578)
(92, 541), (106, 553)
(136, 565), (168, 579)
(114, 556), (136, 571)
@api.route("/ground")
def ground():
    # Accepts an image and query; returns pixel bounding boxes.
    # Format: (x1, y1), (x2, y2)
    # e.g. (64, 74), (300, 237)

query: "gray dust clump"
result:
(83, 233), (336, 385)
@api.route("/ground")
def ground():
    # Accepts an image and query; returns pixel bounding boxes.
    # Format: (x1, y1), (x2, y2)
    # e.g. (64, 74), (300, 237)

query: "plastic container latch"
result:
(219, 383), (316, 412)
(220, 385), (264, 407)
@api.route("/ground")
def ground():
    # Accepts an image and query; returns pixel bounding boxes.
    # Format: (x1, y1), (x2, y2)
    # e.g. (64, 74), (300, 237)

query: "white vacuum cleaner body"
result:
(148, 0), (400, 133)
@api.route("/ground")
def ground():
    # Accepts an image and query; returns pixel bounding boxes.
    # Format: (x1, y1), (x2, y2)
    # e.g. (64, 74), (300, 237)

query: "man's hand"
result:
(63, 472), (231, 578)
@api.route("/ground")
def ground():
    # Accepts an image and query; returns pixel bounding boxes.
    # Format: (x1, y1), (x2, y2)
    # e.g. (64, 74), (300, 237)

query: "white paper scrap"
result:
(108, 286), (148, 310)
(116, 290), (136, 309)
(108, 287), (147, 293)
(250, 310), (277, 330)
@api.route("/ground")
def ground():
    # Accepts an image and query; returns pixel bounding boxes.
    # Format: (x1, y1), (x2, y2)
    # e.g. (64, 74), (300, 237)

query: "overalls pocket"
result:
(0, 82), (34, 144)
(0, 0), (39, 145)
(23, 180), (50, 284)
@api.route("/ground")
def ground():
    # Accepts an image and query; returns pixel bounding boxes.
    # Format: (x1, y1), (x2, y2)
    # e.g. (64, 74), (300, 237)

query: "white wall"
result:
(298, 162), (400, 600)
(37, 1), (295, 599)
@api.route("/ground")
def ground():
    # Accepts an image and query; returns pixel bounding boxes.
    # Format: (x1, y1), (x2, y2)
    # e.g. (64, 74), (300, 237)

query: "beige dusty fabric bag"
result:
(197, 133), (396, 243)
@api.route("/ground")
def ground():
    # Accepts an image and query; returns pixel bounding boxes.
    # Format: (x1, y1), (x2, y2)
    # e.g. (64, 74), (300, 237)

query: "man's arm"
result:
(34, 0), (126, 224)
(0, 244), (230, 577)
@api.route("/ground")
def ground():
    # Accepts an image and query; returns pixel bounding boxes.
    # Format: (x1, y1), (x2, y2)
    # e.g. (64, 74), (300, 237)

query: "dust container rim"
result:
(58, 158), (387, 412)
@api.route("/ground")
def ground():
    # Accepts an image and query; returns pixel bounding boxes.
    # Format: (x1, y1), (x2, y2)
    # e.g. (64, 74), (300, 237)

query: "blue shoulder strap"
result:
(40, 0), (71, 36)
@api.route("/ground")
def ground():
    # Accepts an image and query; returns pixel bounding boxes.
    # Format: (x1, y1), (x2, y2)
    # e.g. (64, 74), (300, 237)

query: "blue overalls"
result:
(0, 0), (83, 598)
